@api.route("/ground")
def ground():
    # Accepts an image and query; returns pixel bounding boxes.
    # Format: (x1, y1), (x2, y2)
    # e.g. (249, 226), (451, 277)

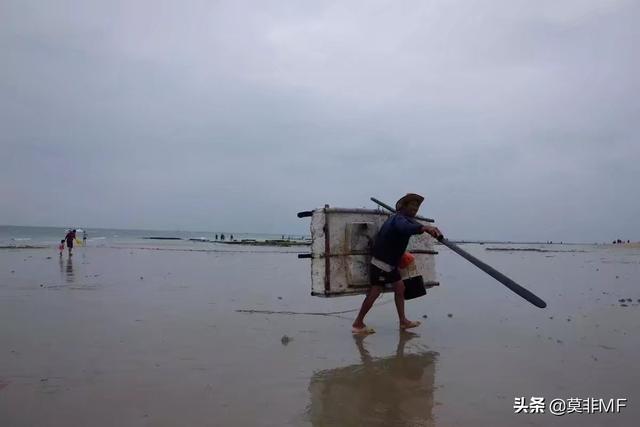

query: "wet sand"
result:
(1, 244), (639, 426)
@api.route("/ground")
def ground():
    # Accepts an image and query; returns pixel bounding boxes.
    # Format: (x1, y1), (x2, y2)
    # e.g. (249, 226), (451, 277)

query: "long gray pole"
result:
(370, 197), (547, 309)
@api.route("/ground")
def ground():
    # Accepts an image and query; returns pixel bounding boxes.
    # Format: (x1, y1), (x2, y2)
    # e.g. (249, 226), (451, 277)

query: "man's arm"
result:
(395, 215), (424, 236)
(396, 215), (444, 239)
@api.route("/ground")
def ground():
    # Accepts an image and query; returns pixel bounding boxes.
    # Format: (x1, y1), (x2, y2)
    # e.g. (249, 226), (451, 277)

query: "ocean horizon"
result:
(1, 224), (610, 248)
(0, 225), (309, 249)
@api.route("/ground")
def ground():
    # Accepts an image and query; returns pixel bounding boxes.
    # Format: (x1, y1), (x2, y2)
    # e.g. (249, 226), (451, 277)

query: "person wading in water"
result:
(64, 229), (77, 257)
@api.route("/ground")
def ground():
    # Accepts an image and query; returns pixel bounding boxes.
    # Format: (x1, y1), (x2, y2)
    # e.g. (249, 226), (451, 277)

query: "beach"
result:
(1, 241), (640, 426)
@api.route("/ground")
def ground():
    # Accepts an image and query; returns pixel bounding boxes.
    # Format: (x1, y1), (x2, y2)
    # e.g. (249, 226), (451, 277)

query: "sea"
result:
(0, 225), (309, 249)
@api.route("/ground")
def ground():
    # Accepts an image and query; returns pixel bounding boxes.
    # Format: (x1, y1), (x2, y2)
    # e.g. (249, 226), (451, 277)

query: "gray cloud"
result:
(1, 0), (638, 241)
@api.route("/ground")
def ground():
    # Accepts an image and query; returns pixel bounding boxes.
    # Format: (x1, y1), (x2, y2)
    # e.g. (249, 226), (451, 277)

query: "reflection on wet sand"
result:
(308, 332), (438, 427)
(64, 257), (74, 283)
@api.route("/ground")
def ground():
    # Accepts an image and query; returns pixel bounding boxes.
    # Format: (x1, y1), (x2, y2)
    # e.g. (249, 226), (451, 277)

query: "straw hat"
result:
(395, 193), (425, 210)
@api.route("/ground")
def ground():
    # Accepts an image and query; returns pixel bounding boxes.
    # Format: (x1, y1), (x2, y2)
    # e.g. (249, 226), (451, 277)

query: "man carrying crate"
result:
(352, 193), (443, 334)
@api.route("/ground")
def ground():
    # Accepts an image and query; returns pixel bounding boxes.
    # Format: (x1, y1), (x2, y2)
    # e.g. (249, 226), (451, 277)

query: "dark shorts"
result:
(66, 240), (73, 248)
(369, 263), (401, 287)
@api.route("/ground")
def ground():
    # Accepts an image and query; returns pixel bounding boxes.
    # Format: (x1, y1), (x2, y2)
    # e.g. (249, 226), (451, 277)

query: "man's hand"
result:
(422, 225), (443, 240)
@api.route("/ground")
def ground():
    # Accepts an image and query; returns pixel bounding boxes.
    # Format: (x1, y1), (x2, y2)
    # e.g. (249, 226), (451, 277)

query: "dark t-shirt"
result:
(371, 214), (422, 267)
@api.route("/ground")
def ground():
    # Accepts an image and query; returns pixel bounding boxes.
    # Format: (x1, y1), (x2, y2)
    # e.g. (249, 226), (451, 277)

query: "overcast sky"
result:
(1, 0), (638, 242)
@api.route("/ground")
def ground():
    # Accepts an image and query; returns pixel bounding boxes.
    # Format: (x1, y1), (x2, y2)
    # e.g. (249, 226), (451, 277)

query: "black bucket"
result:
(403, 275), (426, 300)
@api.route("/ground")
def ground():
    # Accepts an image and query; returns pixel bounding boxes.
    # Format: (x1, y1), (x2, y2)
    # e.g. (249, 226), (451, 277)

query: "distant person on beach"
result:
(221, 233), (225, 241)
(64, 229), (76, 256)
(83, 230), (87, 246)
(230, 234), (234, 241)
(58, 240), (65, 256)
(352, 193), (443, 335)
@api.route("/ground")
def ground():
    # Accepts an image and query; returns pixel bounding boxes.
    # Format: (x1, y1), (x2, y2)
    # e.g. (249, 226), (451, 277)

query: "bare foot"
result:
(399, 320), (421, 330)
(352, 325), (375, 334)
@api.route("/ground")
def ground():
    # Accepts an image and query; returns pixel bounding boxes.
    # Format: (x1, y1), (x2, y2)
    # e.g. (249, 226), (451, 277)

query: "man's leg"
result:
(352, 286), (383, 329)
(393, 280), (420, 329)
